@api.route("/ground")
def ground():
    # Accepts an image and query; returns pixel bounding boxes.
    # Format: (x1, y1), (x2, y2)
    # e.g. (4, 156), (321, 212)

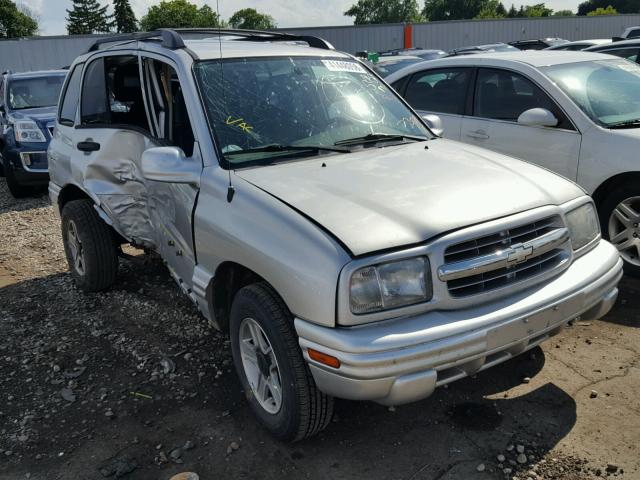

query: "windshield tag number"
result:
(322, 60), (366, 74)
(226, 116), (253, 133)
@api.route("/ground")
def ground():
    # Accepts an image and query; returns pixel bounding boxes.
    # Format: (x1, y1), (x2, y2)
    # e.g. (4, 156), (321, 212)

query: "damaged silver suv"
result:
(48, 29), (623, 441)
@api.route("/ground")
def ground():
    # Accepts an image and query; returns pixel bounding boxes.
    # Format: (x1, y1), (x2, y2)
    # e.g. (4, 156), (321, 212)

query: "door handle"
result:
(466, 130), (489, 140)
(77, 141), (100, 152)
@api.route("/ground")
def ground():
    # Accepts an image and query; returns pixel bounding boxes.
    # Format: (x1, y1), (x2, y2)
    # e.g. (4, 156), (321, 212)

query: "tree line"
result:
(345, 0), (640, 23)
(0, 0), (277, 38)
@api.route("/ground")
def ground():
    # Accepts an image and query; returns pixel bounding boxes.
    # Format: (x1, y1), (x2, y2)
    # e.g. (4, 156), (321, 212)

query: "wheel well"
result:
(58, 184), (91, 211)
(592, 172), (640, 207)
(209, 262), (264, 332)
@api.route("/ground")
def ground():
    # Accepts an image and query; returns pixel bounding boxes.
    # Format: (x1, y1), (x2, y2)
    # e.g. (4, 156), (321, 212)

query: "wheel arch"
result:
(58, 183), (92, 211)
(592, 172), (640, 207)
(208, 261), (276, 333)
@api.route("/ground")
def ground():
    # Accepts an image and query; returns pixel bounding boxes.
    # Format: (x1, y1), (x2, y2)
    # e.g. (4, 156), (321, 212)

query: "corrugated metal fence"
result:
(282, 14), (640, 53)
(2, 14), (640, 73)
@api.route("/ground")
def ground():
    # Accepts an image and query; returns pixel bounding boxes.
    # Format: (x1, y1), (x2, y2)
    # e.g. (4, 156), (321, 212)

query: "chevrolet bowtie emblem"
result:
(506, 244), (534, 265)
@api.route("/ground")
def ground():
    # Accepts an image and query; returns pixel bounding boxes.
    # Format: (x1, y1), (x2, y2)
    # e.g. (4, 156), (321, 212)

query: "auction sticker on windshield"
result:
(322, 60), (367, 74)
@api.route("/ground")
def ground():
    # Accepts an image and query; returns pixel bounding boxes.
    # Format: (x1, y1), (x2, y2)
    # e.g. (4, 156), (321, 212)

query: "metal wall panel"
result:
(278, 24), (406, 53)
(0, 35), (97, 73)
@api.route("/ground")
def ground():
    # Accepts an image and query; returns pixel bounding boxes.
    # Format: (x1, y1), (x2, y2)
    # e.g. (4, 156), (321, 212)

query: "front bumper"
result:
(295, 240), (622, 405)
(3, 145), (49, 186)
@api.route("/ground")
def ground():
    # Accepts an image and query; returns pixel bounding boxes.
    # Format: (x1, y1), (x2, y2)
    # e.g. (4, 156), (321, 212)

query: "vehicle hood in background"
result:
(236, 139), (584, 256)
(9, 106), (57, 123)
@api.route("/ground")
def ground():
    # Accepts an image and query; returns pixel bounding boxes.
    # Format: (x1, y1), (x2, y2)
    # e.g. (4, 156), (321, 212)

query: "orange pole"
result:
(404, 23), (413, 49)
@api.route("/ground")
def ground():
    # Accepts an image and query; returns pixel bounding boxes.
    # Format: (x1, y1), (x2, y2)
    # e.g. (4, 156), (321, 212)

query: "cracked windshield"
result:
(194, 57), (430, 166)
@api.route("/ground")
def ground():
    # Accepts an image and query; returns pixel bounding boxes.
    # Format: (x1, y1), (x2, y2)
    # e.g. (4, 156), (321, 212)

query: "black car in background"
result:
(508, 38), (569, 50)
(0, 70), (67, 197)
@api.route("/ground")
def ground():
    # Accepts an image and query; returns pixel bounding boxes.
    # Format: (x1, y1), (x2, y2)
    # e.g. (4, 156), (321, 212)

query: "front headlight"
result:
(349, 256), (432, 314)
(13, 120), (46, 143)
(565, 202), (599, 251)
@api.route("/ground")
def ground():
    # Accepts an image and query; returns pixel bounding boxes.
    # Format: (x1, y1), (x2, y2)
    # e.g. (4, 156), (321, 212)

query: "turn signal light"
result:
(308, 348), (340, 369)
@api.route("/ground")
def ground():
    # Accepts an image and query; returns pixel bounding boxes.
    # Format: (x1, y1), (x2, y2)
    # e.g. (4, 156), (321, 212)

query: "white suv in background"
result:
(387, 51), (640, 275)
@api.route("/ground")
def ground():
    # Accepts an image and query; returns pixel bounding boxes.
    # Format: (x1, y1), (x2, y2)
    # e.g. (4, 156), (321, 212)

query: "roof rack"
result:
(87, 28), (333, 53)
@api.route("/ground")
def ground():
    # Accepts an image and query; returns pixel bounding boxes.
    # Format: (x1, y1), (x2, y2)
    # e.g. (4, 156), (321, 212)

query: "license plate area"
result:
(487, 293), (583, 350)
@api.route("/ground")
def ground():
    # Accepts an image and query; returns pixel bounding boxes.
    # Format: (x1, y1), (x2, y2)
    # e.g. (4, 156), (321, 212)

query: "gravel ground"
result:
(0, 178), (638, 480)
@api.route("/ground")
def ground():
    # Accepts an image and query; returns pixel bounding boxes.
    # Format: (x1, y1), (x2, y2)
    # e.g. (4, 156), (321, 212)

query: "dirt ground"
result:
(0, 178), (638, 480)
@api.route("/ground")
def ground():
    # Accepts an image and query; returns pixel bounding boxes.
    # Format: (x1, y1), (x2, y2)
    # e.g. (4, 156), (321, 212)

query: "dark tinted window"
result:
(474, 68), (570, 127)
(59, 65), (83, 125)
(81, 55), (149, 132)
(8, 75), (65, 110)
(598, 47), (639, 62)
(404, 68), (471, 114)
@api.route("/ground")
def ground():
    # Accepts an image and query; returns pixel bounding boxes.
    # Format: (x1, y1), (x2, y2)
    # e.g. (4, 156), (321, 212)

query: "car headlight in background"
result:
(565, 202), (600, 251)
(350, 256), (432, 314)
(13, 120), (46, 143)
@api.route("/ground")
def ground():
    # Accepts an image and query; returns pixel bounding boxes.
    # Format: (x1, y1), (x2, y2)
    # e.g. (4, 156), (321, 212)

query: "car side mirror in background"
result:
(141, 146), (200, 185)
(517, 108), (558, 127)
(422, 114), (444, 136)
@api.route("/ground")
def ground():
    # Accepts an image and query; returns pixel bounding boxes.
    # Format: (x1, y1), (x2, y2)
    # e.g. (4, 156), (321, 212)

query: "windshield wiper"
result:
(606, 119), (640, 129)
(334, 133), (428, 147)
(225, 144), (350, 156)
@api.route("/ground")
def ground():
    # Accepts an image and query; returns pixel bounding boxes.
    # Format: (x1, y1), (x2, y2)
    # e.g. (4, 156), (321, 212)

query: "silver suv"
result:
(48, 29), (623, 441)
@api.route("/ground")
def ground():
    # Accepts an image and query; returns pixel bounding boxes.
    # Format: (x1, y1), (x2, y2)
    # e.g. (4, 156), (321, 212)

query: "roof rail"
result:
(87, 28), (333, 53)
(87, 29), (184, 52)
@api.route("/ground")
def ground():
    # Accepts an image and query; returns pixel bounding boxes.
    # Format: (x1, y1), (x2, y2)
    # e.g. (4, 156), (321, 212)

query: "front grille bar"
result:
(438, 227), (570, 282)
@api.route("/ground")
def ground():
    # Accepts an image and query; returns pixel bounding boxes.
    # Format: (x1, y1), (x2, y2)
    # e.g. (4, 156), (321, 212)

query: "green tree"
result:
(521, 3), (554, 16)
(113, 0), (137, 33)
(425, 0), (512, 20)
(140, 0), (224, 31)
(0, 0), (38, 38)
(587, 4), (618, 13)
(507, 4), (519, 16)
(229, 8), (276, 29)
(578, 0), (636, 15)
(345, 0), (424, 24)
(475, 0), (507, 18)
(553, 9), (575, 15)
(66, 0), (112, 34)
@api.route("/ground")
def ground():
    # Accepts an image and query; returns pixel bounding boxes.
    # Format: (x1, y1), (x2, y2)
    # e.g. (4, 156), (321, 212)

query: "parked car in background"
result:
(448, 43), (519, 56)
(379, 47), (447, 61)
(509, 38), (569, 50)
(0, 69), (67, 197)
(371, 55), (425, 77)
(585, 39), (640, 63)
(613, 26), (640, 41)
(544, 39), (610, 51)
(49, 29), (622, 440)
(386, 51), (640, 275)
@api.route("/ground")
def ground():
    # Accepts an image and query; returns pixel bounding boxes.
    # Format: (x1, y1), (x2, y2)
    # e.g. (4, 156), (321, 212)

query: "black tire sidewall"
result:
(229, 286), (304, 440)
(3, 157), (29, 197)
(599, 184), (640, 277)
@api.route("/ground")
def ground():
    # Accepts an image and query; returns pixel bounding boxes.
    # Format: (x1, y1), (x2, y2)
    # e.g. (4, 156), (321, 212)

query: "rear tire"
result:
(598, 184), (640, 277)
(4, 157), (30, 198)
(229, 282), (334, 441)
(61, 199), (119, 291)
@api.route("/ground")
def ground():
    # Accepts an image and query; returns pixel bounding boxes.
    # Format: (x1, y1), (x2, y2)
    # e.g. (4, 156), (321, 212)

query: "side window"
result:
(404, 68), (471, 115)
(390, 76), (409, 95)
(473, 68), (571, 128)
(602, 48), (639, 62)
(59, 65), (83, 125)
(81, 55), (149, 132)
(141, 58), (195, 157)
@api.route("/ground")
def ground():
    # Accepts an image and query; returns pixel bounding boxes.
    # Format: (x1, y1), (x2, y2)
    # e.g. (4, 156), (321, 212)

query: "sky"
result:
(24, 0), (582, 36)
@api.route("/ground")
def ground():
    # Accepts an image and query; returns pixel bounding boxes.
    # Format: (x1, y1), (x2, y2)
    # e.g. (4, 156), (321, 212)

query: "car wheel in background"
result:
(599, 185), (640, 277)
(3, 157), (30, 198)
(61, 199), (119, 291)
(230, 282), (334, 441)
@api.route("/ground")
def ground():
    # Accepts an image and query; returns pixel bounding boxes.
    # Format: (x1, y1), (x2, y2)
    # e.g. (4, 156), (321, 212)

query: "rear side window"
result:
(81, 55), (149, 132)
(404, 68), (471, 114)
(59, 65), (83, 125)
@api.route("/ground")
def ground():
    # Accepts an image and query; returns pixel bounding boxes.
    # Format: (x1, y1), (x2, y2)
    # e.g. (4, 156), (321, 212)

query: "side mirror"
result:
(517, 108), (558, 127)
(422, 114), (444, 136)
(141, 146), (200, 185)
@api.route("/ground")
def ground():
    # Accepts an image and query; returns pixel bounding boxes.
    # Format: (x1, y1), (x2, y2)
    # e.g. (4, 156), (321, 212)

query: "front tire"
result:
(599, 184), (640, 277)
(230, 283), (334, 441)
(61, 199), (119, 291)
(3, 157), (30, 198)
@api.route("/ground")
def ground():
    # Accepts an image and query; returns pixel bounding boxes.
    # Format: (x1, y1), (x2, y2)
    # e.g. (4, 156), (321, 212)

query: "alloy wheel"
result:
(608, 196), (640, 267)
(67, 219), (86, 275)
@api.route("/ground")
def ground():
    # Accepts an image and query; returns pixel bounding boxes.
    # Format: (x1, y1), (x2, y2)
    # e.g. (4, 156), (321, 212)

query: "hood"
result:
(236, 140), (584, 256)
(9, 106), (57, 123)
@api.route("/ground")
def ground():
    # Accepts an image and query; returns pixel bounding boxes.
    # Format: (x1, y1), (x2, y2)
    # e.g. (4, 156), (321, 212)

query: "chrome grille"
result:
(439, 216), (571, 298)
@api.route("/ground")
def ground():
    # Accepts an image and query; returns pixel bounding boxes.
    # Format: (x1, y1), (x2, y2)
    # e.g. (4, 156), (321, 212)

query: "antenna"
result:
(216, 0), (235, 203)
